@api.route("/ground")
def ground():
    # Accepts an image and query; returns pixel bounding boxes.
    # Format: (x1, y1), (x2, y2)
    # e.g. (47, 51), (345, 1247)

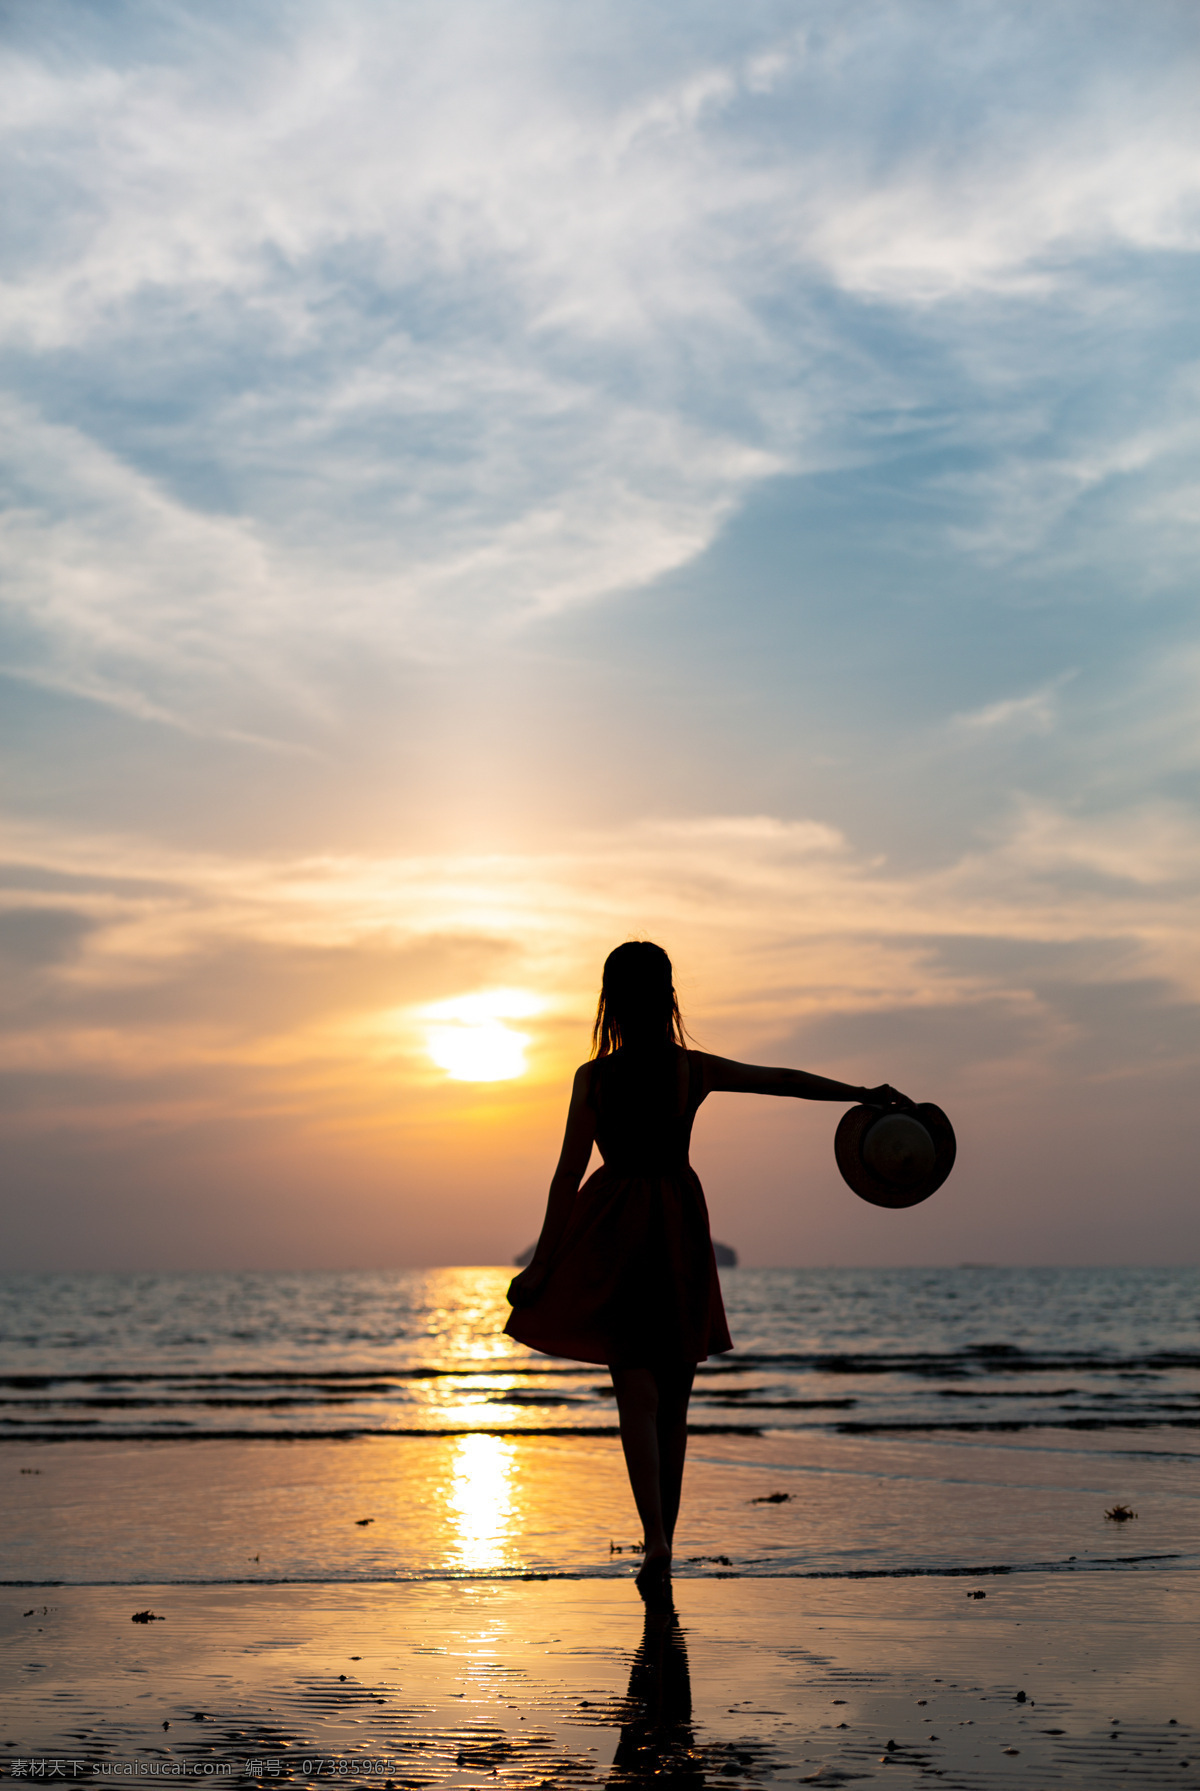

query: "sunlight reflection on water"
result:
(446, 1432), (518, 1572)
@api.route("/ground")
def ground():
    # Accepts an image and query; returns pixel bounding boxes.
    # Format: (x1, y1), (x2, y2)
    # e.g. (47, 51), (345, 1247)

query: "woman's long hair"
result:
(591, 941), (687, 1058)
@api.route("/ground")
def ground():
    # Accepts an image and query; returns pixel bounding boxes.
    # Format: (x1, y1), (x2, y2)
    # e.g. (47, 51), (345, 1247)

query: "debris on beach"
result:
(131, 1610), (164, 1623)
(1104, 1503), (1137, 1521)
(609, 1540), (644, 1553)
(751, 1491), (792, 1503)
(685, 1554), (733, 1565)
(354, 1517), (375, 1526)
(967, 1589), (986, 1599)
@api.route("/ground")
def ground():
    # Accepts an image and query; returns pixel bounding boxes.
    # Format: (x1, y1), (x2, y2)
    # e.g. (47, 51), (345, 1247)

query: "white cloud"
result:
(998, 797), (1200, 890)
(951, 676), (1073, 739)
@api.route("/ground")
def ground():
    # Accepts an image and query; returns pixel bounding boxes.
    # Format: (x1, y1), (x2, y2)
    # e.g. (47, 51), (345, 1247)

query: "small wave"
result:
(732, 1349), (1200, 1374)
(838, 1416), (1200, 1433)
(0, 1551), (1184, 1589)
(0, 1421), (766, 1442)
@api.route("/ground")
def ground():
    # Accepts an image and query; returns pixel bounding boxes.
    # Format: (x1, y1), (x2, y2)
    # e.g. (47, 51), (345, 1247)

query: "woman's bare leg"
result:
(611, 1367), (669, 1560)
(654, 1363), (695, 1548)
(610, 1364), (696, 1569)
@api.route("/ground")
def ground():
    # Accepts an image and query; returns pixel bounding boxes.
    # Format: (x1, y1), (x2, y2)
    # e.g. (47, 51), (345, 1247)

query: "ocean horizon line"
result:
(4, 1261), (1198, 1277)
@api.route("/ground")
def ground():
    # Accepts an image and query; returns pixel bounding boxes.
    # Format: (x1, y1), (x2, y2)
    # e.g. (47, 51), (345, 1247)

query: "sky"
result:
(2, 0), (1198, 1273)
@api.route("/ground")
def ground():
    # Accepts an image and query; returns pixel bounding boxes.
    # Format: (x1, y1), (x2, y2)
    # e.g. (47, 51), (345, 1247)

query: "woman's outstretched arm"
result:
(506, 1062), (596, 1308)
(700, 1054), (912, 1107)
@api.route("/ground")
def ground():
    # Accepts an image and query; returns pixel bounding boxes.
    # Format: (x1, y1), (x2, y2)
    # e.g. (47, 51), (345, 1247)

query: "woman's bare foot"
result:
(635, 1547), (672, 1607)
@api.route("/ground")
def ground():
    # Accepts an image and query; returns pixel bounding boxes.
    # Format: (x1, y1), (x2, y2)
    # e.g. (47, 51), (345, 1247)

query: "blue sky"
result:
(1, 1), (1198, 1270)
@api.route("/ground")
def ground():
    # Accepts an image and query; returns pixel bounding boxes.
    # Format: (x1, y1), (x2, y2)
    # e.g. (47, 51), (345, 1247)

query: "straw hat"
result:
(834, 1102), (956, 1208)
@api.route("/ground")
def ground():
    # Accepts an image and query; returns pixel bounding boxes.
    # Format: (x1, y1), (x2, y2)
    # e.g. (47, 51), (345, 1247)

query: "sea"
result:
(2, 1265), (1197, 1443)
(2, 1266), (1198, 1586)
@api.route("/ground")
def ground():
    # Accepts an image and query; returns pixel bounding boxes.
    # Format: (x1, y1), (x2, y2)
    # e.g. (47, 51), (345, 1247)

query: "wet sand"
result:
(4, 1575), (1199, 1787)
(4, 1428), (1197, 1584)
(4, 1428), (1198, 1785)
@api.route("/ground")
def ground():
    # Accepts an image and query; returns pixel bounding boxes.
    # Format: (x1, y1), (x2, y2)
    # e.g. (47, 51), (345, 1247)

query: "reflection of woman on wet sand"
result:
(609, 1606), (701, 1789)
(505, 941), (910, 1603)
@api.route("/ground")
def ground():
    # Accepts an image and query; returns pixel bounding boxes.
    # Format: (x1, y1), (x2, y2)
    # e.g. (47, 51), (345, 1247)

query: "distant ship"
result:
(514, 1240), (738, 1268)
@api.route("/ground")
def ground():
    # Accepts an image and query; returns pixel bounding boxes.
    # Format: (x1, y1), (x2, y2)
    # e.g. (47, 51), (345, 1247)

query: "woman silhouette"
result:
(505, 941), (910, 1601)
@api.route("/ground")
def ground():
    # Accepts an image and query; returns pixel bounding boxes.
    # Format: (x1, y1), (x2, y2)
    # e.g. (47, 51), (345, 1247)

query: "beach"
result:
(3, 1572), (1197, 1787)
(3, 1268), (1198, 1785)
(4, 1425), (1199, 1787)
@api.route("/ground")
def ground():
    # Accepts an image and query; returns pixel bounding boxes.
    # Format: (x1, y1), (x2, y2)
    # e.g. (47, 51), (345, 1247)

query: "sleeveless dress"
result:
(504, 1048), (733, 1367)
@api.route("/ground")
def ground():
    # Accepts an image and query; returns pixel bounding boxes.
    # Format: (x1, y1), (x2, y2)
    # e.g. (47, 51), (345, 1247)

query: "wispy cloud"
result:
(951, 675), (1075, 739)
(3, 2), (1198, 727)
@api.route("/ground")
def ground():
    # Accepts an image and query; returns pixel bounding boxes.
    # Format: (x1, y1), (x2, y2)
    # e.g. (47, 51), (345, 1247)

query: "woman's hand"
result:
(507, 1264), (547, 1309)
(860, 1083), (915, 1109)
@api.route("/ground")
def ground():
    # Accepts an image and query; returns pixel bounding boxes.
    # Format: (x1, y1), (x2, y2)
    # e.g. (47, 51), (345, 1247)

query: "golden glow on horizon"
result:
(424, 989), (542, 1083)
(446, 1433), (517, 1572)
(7, 812), (1199, 1160)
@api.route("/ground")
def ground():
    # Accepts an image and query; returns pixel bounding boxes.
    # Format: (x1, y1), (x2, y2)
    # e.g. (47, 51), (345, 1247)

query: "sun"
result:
(424, 989), (541, 1082)
(427, 1019), (529, 1082)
